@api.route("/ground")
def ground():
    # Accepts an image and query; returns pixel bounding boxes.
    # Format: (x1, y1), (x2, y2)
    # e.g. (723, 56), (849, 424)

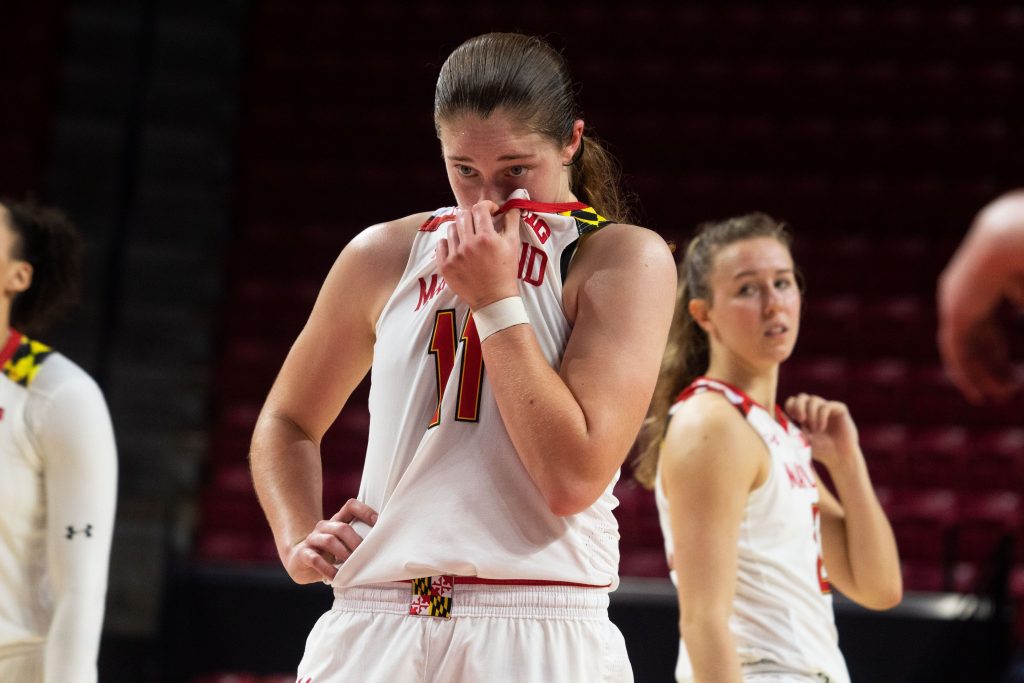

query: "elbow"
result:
(857, 577), (904, 611)
(679, 608), (730, 643)
(872, 581), (904, 611)
(541, 479), (606, 517)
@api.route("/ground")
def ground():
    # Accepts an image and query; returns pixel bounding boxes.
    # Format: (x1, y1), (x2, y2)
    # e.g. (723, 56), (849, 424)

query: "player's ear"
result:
(5, 261), (32, 295)
(688, 298), (713, 334)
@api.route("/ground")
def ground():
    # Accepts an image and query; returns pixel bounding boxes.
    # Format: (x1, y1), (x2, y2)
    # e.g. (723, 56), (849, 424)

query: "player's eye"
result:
(507, 166), (527, 177)
(455, 165), (475, 177)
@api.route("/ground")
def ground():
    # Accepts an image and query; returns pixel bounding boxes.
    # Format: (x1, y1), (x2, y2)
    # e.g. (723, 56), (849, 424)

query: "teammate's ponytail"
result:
(434, 32), (630, 222)
(634, 213), (794, 489)
(1, 198), (84, 335)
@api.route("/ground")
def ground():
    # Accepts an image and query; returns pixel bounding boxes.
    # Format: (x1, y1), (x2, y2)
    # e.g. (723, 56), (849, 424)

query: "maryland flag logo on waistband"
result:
(3, 334), (52, 387)
(409, 575), (454, 619)
(560, 207), (613, 236)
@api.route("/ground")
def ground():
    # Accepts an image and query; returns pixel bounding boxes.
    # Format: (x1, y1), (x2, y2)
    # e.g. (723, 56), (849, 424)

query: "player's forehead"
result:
(438, 108), (557, 162)
(712, 237), (794, 280)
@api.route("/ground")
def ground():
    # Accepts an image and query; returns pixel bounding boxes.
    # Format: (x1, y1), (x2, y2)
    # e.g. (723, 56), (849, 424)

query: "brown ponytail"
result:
(633, 213), (793, 489)
(570, 134), (630, 223)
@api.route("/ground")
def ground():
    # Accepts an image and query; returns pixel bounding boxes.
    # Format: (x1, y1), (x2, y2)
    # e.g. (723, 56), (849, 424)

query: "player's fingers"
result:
(815, 401), (838, 433)
(300, 546), (337, 582)
(784, 395), (799, 417)
(314, 520), (367, 555)
(788, 393), (810, 423)
(937, 324), (981, 403)
(332, 498), (380, 526)
(448, 221), (464, 254)
(306, 529), (355, 562)
(503, 207), (522, 240)
(472, 201), (500, 235)
(435, 238), (450, 265)
(455, 207), (475, 242)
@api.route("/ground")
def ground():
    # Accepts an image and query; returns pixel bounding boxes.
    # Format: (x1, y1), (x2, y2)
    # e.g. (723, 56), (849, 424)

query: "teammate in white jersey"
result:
(633, 214), (901, 683)
(249, 33), (676, 681)
(0, 199), (117, 683)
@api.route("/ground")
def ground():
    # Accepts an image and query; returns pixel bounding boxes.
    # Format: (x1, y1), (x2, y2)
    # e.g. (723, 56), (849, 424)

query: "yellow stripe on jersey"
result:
(3, 337), (53, 387)
(559, 206), (613, 236)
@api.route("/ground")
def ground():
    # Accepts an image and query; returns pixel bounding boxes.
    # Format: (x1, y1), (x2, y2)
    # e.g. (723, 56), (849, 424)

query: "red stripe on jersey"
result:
(402, 577), (611, 588)
(420, 213), (456, 232)
(497, 198), (589, 215)
(675, 377), (753, 417)
(0, 329), (24, 366)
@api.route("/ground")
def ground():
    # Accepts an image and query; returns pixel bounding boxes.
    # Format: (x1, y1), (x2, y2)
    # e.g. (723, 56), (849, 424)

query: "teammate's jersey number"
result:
(427, 309), (484, 427)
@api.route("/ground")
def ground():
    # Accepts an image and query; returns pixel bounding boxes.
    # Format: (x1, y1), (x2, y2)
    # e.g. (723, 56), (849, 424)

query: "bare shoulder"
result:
(661, 392), (765, 492)
(316, 211), (433, 329)
(563, 222), (676, 320)
(572, 222), (675, 272)
(342, 211), (434, 276)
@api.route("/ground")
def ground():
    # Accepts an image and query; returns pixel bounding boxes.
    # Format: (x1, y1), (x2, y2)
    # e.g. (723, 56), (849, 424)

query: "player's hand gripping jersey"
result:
(656, 377), (851, 683)
(333, 190), (622, 589)
(0, 331), (117, 683)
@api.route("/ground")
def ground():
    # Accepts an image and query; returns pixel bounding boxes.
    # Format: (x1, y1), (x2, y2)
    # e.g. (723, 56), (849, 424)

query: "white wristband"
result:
(473, 296), (530, 341)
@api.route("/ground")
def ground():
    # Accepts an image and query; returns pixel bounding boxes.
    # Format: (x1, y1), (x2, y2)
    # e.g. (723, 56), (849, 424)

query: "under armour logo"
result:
(66, 525), (93, 539)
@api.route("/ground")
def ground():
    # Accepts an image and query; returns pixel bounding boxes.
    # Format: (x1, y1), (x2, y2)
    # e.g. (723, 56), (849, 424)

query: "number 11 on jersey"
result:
(427, 309), (484, 427)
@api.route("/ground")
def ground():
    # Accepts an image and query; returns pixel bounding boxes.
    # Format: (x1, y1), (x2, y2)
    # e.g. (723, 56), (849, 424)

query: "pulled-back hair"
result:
(1, 198), (84, 334)
(633, 213), (793, 489)
(434, 32), (629, 222)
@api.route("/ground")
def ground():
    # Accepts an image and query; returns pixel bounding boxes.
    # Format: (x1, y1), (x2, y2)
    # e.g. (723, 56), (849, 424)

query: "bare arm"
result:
(661, 395), (767, 683)
(438, 204), (676, 515)
(785, 394), (902, 610)
(938, 190), (1024, 403)
(250, 216), (420, 583)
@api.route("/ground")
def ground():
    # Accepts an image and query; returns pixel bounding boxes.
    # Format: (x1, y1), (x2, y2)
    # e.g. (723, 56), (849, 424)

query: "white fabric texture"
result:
(297, 582), (632, 683)
(0, 333), (117, 683)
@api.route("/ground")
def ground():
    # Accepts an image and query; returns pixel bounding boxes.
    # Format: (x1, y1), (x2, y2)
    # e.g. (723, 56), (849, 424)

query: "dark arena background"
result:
(4, 0), (1023, 681)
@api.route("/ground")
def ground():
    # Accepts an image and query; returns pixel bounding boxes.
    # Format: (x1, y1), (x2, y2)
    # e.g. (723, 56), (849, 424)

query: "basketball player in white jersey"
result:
(0, 199), (117, 683)
(633, 214), (901, 683)
(938, 189), (1024, 404)
(249, 33), (676, 681)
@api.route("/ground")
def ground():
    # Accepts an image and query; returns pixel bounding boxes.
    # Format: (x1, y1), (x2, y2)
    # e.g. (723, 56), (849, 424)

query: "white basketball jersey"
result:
(655, 377), (850, 683)
(333, 191), (623, 589)
(0, 331), (117, 682)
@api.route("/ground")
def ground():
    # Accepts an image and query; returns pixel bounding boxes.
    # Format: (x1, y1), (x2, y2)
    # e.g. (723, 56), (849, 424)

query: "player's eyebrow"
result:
(446, 153), (537, 162)
(733, 268), (794, 280)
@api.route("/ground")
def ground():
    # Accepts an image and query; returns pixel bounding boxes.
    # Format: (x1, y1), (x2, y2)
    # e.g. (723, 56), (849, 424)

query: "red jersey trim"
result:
(676, 376), (792, 428)
(401, 577), (611, 589)
(419, 213), (457, 232)
(419, 201), (590, 232)
(0, 329), (24, 366)
(497, 198), (589, 215)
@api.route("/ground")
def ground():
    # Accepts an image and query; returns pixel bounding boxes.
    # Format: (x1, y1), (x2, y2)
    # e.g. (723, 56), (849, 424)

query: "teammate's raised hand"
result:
(282, 498), (378, 585)
(436, 200), (522, 309)
(784, 393), (861, 472)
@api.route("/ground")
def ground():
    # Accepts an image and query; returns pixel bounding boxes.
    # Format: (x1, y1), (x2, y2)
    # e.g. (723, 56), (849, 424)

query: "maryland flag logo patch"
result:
(409, 575), (454, 619)
(3, 335), (52, 387)
(560, 207), (612, 236)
